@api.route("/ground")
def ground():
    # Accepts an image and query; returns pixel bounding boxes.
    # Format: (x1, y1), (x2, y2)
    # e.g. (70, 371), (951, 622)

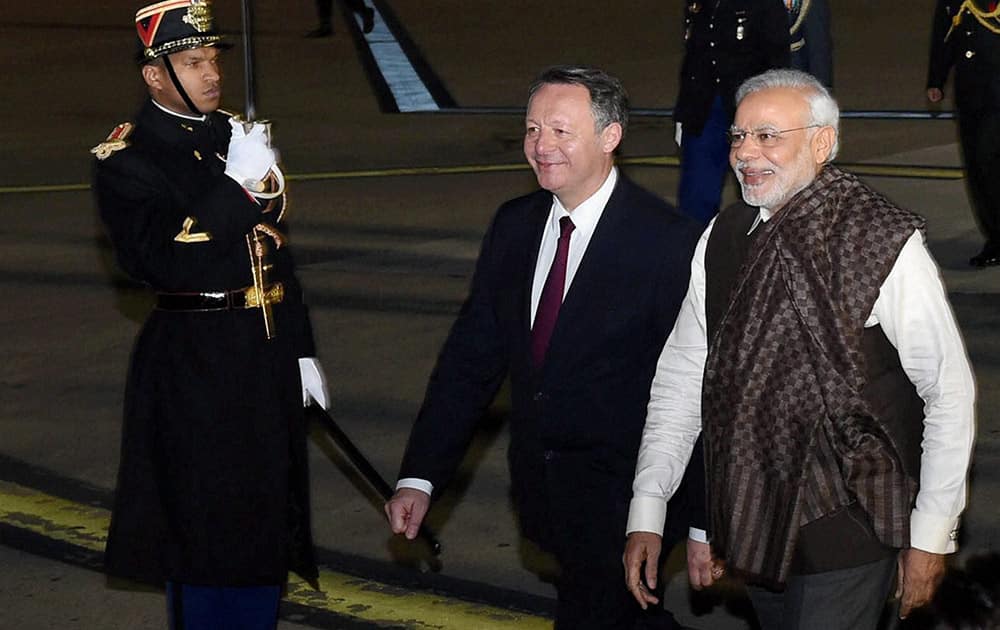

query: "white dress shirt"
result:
(627, 213), (976, 555)
(399, 167), (619, 496)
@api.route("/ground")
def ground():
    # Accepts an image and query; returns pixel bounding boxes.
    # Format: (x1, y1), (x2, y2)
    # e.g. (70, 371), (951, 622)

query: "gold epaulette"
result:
(947, 0), (1000, 40)
(90, 122), (134, 160)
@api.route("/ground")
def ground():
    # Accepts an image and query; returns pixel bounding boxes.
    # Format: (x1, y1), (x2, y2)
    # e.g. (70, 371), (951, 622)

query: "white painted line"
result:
(357, 8), (439, 112)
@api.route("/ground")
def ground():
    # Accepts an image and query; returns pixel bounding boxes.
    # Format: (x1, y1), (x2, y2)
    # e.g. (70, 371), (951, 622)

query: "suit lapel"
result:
(515, 193), (554, 372)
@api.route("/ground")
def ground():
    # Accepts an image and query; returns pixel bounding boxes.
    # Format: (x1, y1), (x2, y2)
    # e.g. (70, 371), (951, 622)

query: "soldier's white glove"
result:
(675, 122), (683, 147)
(225, 120), (276, 190)
(299, 357), (330, 410)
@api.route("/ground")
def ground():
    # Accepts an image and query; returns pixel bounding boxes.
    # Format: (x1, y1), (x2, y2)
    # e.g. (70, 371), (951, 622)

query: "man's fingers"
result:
(897, 548), (946, 619)
(623, 533), (662, 609)
(895, 554), (905, 599)
(384, 497), (410, 534)
(404, 499), (428, 540)
(384, 489), (431, 538)
(899, 596), (913, 619)
(644, 546), (661, 591)
(686, 539), (717, 590)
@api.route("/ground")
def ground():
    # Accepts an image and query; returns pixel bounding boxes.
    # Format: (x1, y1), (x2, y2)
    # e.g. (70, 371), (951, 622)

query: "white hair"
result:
(735, 69), (840, 161)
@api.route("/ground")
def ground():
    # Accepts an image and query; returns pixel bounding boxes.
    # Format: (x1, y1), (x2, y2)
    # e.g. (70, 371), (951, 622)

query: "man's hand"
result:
(687, 539), (724, 590)
(225, 120), (276, 188)
(623, 532), (662, 609)
(896, 548), (947, 619)
(384, 487), (430, 540)
(927, 87), (944, 103)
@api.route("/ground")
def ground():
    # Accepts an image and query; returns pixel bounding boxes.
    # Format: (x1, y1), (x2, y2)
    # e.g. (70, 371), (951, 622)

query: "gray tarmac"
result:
(1, 1), (998, 628)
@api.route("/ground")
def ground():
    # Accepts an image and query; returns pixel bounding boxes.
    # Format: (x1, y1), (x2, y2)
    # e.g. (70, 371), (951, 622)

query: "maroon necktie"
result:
(531, 216), (575, 368)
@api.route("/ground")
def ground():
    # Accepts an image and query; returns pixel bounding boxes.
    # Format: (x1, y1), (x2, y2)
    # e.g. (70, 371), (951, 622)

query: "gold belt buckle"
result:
(244, 282), (284, 308)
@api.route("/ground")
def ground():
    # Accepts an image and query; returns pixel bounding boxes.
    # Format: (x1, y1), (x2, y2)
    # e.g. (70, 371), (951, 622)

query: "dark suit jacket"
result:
(398, 174), (701, 558)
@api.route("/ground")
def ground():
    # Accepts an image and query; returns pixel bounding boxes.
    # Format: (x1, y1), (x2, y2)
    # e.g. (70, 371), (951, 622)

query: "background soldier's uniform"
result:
(787, 0), (833, 88)
(674, 0), (790, 224)
(928, 0), (1000, 266)
(93, 100), (319, 588)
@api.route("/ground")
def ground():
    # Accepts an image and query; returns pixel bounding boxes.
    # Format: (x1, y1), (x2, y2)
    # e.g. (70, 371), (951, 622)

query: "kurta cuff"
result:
(910, 509), (959, 554)
(689, 527), (709, 543)
(626, 495), (667, 536)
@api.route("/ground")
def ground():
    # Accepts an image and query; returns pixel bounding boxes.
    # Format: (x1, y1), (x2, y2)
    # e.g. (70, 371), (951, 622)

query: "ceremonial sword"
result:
(239, 0), (442, 560)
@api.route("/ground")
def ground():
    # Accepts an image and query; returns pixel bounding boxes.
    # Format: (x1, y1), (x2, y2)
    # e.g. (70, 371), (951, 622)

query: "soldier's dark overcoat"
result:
(93, 100), (318, 587)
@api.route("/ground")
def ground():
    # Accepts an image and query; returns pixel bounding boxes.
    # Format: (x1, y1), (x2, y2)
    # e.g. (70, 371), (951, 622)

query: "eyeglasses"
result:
(726, 124), (822, 148)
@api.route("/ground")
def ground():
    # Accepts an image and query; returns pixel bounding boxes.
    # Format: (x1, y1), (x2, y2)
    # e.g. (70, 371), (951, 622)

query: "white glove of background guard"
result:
(298, 357), (330, 410)
(224, 120), (276, 190)
(675, 122), (683, 147)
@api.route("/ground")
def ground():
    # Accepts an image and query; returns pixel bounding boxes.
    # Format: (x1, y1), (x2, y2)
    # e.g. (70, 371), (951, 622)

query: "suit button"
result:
(965, 50), (975, 58)
(533, 392), (544, 401)
(544, 450), (555, 461)
(709, 41), (715, 47)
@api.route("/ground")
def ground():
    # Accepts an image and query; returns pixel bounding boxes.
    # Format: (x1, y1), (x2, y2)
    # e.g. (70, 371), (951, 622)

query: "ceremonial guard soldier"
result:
(786, 0), (833, 88)
(92, 1), (329, 627)
(928, 0), (1000, 267)
(674, 0), (790, 224)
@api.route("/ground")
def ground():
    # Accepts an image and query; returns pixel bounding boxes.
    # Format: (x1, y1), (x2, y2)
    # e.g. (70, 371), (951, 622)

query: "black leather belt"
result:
(155, 284), (283, 312)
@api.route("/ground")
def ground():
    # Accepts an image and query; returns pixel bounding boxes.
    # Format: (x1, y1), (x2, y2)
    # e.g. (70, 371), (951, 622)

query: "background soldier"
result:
(927, 0), (1000, 267)
(92, 1), (329, 627)
(673, 0), (790, 225)
(786, 0), (833, 88)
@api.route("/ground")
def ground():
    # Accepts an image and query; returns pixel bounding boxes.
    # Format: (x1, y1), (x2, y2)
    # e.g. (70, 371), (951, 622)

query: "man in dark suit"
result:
(385, 66), (702, 629)
(927, 0), (1000, 267)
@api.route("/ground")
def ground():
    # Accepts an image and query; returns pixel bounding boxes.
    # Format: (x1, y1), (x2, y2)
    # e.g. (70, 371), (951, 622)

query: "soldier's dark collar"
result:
(150, 98), (208, 123)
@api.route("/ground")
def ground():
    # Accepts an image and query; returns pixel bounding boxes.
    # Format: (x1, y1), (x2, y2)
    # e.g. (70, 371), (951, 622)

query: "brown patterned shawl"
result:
(702, 166), (924, 585)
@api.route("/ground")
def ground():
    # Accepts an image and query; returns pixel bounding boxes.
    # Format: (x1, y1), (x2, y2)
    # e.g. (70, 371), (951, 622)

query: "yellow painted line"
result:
(0, 480), (550, 629)
(619, 156), (965, 180)
(841, 163), (964, 180)
(288, 162), (530, 181)
(0, 159), (964, 196)
(620, 156), (681, 168)
(0, 480), (109, 550)
(0, 183), (92, 194)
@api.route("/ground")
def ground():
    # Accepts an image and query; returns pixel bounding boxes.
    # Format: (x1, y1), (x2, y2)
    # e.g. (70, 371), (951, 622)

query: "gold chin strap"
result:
(948, 0), (1000, 40)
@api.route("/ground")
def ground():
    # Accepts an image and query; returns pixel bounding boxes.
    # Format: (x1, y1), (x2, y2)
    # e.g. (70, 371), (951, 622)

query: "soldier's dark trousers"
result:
(167, 582), (281, 630)
(678, 95), (731, 225)
(958, 108), (1000, 253)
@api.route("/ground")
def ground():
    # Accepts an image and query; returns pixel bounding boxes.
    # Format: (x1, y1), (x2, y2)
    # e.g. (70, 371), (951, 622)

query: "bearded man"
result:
(623, 69), (976, 629)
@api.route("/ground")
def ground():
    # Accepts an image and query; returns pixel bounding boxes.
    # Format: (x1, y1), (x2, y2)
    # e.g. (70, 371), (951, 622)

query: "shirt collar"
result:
(550, 167), (618, 234)
(747, 206), (774, 235)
